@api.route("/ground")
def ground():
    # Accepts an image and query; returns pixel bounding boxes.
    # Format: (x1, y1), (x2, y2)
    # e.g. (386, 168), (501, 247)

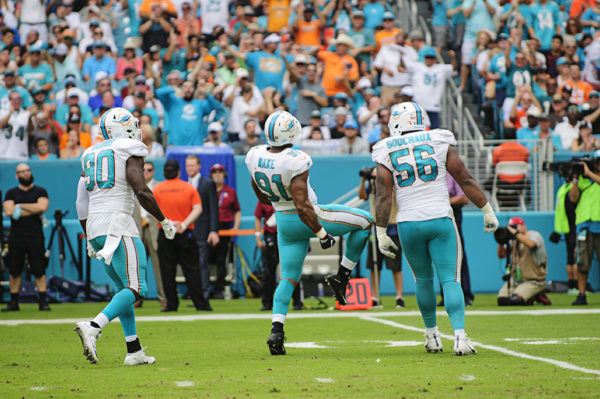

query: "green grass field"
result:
(1, 294), (599, 398)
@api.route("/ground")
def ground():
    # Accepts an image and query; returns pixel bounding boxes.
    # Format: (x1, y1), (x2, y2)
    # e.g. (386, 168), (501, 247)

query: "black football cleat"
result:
(267, 331), (286, 355)
(325, 275), (348, 305)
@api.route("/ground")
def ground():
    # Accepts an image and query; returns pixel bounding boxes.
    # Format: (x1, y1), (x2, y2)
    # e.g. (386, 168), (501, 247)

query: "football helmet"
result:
(388, 102), (427, 136)
(264, 110), (302, 147)
(98, 107), (141, 141)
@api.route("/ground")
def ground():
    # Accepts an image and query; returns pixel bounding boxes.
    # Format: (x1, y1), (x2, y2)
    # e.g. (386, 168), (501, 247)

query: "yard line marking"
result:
(286, 342), (332, 349)
(361, 316), (600, 376)
(174, 381), (194, 387)
(2, 308), (600, 326)
(459, 375), (476, 381)
(315, 378), (335, 383)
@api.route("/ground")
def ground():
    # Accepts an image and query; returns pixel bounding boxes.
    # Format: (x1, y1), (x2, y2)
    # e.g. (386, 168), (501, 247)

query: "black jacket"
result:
(193, 176), (219, 240)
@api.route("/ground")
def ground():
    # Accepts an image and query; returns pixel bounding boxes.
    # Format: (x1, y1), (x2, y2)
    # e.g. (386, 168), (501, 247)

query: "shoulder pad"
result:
(113, 138), (148, 158)
(429, 129), (457, 146)
(284, 148), (312, 178)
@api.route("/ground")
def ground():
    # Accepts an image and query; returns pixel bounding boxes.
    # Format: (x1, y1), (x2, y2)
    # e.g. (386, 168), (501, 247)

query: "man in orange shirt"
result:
(267, 0), (291, 33)
(559, 63), (593, 105)
(153, 159), (211, 312)
(374, 11), (402, 51)
(293, 1), (326, 50)
(317, 33), (359, 97)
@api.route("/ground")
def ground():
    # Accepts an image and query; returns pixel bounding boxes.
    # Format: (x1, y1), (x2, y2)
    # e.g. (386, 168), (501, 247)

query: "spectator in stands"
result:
(329, 107), (351, 139)
(534, 113), (562, 151)
(199, 0), (229, 36)
(292, 1), (326, 51)
(497, 217), (550, 306)
(234, 121), (265, 155)
(560, 63), (593, 105)
(154, 159), (210, 312)
(549, 92), (568, 127)
(59, 129), (83, 159)
(82, 42), (116, 82)
(0, 92), (30, 160)
(19, 43), (53, 92)
(318, 33), (359, 97)
(555, 105), (583, 150)
(59, 113), (91, 150)
(209, 163), (240, 299)
(407, 48), (457, 129)
(357, 95), (382, 139)
(18, 0), (47, 44)
(571, 122), (600, 151)
(502, 42), (536, 124)
(582, 91), (600, 131)
(29, 111), (60, 156)
(375, 11), (401, 51)
(116, 40), (144, 81)
(89, 77), (122, 112)
(293, 61), (327, 126)
(2, 163), (50, 311)
(156, 79), (222, 145)
(431, 0), (449, 54)
(367, 107), (391, 144)
(374, 31), (416, 106)
(30, 137), (58, 161)
(141, 124), (165, 157)
(0, 70), (32, 111)
(56, 89), (94, 128)
(529, 0), (561, 53)
(516, 107), (541, 150)
(339, 120), (370, 154)
(228, 84), (263, 141)
(300, 110), (331, 138)
(506, 85), (543, 138)
(348, 10), (376, 69)
(460, 0), (497, 91)
(139, 2), (172, 53)
(52, 43), (80, 81)
(204, 122), (229, 149)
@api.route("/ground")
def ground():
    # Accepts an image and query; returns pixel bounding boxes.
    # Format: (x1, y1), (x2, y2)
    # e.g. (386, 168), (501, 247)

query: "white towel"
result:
(95, 213), (132, 265)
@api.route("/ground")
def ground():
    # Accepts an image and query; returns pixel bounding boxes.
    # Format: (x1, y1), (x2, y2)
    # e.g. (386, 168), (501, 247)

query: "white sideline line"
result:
(1, 308), (600, 326)
(361, 316), (600, 376)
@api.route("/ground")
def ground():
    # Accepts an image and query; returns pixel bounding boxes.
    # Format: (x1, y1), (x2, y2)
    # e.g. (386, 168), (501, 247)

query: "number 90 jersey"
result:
(245, 145), (318, 212)
(80, 138), (148, 239)
(372, 129), (456, 223)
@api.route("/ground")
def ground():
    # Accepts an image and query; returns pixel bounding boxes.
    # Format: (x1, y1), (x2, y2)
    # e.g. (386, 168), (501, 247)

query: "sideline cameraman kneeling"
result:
(497, 217), (550, 306)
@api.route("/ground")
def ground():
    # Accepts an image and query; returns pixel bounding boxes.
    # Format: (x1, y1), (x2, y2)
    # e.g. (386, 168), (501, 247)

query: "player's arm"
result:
(373, 163), (399, 258)
(446, 146), (498, 232)
(290, 171), (335, 248)
(126, 156), (166, 222)
(251, 178), (271, 205)
(75, 176), (89, 235)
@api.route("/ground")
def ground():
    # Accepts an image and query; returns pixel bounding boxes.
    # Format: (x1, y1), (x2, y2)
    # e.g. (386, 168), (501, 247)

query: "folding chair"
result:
(490, 161), (529, 212)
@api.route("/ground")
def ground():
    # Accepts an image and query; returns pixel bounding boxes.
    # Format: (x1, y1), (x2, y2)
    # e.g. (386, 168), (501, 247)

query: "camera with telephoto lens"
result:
(359, 166), (376, 179)
(542, 155), (595, 180)
(494, 226), (516, 245)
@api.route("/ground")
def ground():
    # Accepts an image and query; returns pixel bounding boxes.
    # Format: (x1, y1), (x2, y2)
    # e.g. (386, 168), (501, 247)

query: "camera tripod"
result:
(46, 209), (81, 278)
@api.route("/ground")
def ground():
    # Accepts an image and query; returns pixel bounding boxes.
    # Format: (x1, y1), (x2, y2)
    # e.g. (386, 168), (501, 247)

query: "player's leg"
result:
(268, 232), (309, 355)
(428, 218), (476, 356)
(317, 204), (374, 304)
(398, 220), (442, 353)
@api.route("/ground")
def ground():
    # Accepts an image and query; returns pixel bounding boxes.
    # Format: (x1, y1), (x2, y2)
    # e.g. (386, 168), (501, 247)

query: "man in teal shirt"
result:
(18, 44), (53, 92)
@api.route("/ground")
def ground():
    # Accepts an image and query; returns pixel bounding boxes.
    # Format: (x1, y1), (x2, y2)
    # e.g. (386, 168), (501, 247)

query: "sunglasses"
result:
(144, 168), (154, 172)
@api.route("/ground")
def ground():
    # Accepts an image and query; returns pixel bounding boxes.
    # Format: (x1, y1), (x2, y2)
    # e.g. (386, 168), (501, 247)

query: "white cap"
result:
(95, 71), (108, 82)
(235, 68), (249, 78)
(357, 77), (372, 89)
(526, 107), (541, 118)
(263, 33), (281, 45)
(67, 88), (79, 98)
(334, 106), (348, 116)
(401, 86), (414, 97)
(208, 121), (223, 132)
(295, 53), (310, 64)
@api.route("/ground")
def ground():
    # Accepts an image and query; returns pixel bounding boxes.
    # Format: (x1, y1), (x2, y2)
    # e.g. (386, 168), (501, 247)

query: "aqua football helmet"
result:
(264, 110), (302, 147)
(389, 102), (427, 136)
(98, 107), (141, 141)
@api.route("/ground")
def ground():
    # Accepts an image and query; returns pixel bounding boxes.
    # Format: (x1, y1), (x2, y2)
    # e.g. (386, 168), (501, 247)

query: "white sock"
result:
(272, 314), (286, 324)
(92, 313), (109, 329)
(425, 326), (439, 335)
(340, 256), (357, 270)
(454, 329), (466, 339)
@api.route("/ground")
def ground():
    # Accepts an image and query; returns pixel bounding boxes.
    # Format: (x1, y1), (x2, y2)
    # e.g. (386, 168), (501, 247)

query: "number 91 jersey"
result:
(80, 138), (148, 239)
(245, 145), (318, 212)
(372, 129), (456, 223)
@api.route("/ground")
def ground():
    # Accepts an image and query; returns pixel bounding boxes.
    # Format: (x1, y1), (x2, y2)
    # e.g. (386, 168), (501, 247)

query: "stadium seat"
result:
(490, 161), (529, 212)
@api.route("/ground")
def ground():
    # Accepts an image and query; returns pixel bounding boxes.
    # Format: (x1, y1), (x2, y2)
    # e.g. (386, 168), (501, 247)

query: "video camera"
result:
(542, 155), (595, 180)
(359, 166), (376, 179)
(494, 226), (516, 245)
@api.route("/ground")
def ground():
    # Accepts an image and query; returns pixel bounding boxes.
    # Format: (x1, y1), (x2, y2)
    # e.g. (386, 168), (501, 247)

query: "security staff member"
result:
(153, 159), (211, 312)
(569, 155), (600, 305)
(2, 163), (50, 311)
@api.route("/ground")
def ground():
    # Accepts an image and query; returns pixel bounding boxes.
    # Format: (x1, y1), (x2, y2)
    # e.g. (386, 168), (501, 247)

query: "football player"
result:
(74, 108), (176, 365)
(245, 110), (374, 355)
(372, 102), (499, 356)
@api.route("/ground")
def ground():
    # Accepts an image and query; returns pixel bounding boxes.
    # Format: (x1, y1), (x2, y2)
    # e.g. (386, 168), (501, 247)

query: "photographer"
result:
(497, 217), (550, 306)
(569, 155), (600, 305)
(358, 167), (404, 308)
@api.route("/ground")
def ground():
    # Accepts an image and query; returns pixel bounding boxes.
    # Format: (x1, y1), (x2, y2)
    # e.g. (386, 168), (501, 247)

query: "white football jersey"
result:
(245, 145), (318, 212)
(81, 138), (148, 239)
(372, 129), (456, 222)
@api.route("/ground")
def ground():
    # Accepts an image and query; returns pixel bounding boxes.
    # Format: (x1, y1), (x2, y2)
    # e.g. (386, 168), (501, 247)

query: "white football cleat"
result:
(74, 322), (101, 364)
(454, 335), (477, 356)
(424, 332), (443, 353)
(124, 349), (156, 366)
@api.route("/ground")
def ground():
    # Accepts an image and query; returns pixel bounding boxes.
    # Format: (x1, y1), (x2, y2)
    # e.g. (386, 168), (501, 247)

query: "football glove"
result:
(481, 202), (499, 233)
(161, 218), (176, 240)
(87, 241), (97, 258)
(376, 226), (398, 259)
(317, 228), (335, 249)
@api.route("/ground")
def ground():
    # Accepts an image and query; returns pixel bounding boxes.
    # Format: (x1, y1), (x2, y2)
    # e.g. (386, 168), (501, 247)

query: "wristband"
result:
(480, 202), (494, 215)
(12, 204), (21, 220)
(316, 227), (328, 240)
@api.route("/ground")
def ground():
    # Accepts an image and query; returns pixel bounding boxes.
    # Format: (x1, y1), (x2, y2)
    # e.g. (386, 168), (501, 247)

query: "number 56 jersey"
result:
(372, 129), (456, 223)
(80, 138), (148, 239)
(245, 145), (318, 212)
